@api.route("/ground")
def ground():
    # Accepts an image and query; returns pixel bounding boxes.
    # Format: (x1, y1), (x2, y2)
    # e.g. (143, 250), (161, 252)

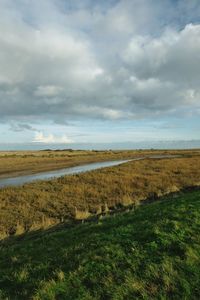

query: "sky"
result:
(0, 0), (200, 146)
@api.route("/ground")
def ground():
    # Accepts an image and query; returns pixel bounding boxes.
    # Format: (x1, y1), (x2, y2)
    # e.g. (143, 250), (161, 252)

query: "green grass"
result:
(0, 190), (200, 299)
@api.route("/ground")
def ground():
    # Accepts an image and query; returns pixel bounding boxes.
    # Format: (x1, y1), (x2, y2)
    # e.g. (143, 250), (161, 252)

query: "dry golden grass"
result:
(0, 148), (199, 179)
(0, 151), (200, 239)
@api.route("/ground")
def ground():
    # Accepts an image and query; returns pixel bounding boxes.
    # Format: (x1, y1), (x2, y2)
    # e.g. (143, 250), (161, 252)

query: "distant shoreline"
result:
(0, 140), (200, 151)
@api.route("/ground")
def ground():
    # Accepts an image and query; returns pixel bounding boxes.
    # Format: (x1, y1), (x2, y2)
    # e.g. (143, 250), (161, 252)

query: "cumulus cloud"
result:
(33, 132), (73, 143)
(123, 24), (200, 85)
(0, 0), (200, 127)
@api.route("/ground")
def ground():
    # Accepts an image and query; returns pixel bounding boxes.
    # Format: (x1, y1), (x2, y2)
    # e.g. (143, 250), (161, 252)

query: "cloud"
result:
(123, 24), (200, 85)
(33, 132), (73, 143)
(10, 123), (37, 132)
(34, 85), (63, 97)
(0, 0), (200, 127)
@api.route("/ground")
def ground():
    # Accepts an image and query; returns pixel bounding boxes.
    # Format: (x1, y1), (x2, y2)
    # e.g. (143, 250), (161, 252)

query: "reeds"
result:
(0, 153), (200, 238)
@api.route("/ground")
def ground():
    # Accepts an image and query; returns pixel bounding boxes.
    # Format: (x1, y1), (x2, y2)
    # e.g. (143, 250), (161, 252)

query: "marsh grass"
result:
(0, 155), (200, 238)
(0, 149), (199, 179)
(0, 149), (165, 179)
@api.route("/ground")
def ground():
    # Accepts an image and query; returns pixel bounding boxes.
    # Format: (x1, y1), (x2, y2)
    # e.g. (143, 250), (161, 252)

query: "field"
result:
(0, 149), (200, 299)
(0, 150), (200, 239)
(0, 149), (156, 179)
(0, 189), (200, 299)
(0, 149), (199, 179)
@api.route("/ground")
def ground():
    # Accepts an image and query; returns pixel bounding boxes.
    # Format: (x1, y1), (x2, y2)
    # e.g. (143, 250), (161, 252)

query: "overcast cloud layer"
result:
(0, 0), (200, 144)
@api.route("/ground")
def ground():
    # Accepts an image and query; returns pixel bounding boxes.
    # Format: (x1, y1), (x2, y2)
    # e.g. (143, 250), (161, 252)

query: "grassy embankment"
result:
(0, 189), (200, 299)
(0, 153), (200, 238)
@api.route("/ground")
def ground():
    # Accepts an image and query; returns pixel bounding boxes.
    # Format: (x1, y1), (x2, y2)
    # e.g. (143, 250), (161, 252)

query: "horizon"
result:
(1, 139), (200, 151)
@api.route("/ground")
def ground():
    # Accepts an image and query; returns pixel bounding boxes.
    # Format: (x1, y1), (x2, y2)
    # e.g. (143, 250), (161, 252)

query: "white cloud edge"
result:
(32, 132), (74, 144)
